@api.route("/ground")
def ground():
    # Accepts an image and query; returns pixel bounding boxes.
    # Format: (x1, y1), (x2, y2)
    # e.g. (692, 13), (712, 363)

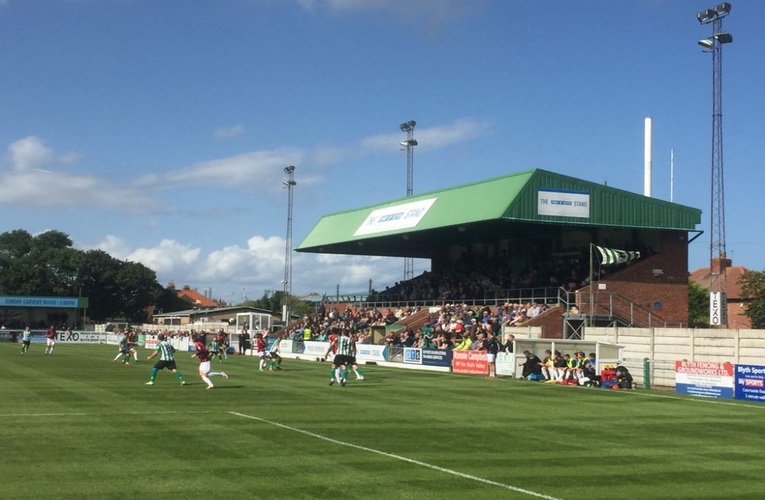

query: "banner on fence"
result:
(675, 360), (734, 399)
(734, 364), (765, 402)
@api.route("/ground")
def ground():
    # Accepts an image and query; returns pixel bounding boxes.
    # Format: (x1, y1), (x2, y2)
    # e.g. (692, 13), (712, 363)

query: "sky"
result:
(1, 0), (764, 304)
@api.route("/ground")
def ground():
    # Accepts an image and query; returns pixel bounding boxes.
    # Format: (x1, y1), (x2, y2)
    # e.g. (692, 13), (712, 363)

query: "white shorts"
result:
(47, 338), (56, 347)
(257, 350), (266, 358)
(199, 361), (211, 373)
(487, 353), (496, 363)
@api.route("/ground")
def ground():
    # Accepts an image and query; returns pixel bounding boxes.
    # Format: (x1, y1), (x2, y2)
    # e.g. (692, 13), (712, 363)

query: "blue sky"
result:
(1, 0), (763, 303)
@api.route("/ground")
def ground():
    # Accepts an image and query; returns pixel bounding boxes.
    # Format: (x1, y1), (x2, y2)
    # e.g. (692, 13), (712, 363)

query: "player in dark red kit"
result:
(44, 325), (57, 356)
(191, 335), (228, 389)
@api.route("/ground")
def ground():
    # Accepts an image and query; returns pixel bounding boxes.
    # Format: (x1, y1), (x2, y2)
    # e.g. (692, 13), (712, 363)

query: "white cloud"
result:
(0, 118), (488, 212)
(1, 137), (161, 211)
(89, 232), (421, 300)
(213, 124), (244, 139)
(96, 236), (202, 277)
(359, 118), (489, 154)
(8, 136), (78, 172)
(163, 149), (305, 191)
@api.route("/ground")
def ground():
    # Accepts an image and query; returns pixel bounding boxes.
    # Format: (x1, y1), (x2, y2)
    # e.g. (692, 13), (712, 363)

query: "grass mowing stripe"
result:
(229, 410), (562, 500)
(1, 410), (217, 417)
(628, 389), (765, 409)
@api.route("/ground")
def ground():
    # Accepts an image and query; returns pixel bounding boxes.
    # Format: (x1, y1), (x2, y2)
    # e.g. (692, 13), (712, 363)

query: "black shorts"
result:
(333, 354), (351, 367)
(154, 360), (177, 371)
(346, 356), (357, 365)
(22, 340), (30, 347)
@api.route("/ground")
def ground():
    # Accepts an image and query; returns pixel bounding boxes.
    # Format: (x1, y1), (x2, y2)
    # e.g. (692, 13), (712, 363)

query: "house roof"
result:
(175, 285), (219, 308)
(689, 265), (749, 300)
(296, 168), (702, 257)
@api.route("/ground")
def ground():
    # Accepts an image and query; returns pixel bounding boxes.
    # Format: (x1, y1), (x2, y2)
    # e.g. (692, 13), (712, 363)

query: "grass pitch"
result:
(2, 343), (764, 500)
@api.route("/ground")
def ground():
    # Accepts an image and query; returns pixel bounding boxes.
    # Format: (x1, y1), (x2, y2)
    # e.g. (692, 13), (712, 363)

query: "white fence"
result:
(585, 327), (765, 388)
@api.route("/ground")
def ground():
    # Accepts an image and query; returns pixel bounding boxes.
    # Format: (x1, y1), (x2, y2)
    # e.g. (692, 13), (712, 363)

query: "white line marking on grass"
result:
(229, 411), (562, 500)
(627, 390), (765, 409)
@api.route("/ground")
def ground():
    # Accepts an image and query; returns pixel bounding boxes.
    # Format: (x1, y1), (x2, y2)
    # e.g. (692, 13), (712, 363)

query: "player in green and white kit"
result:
(20, 325), (32, 355)
(145, 333), (185, 386)
(326, 330), (355, 387)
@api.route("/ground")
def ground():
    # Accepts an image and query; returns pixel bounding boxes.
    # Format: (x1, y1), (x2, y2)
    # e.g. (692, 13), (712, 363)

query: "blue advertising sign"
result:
(0, 296), (80, 308)
(734, 364), (765, 403)
(403, 347), (422, 364)
(421, 348), (452, 368)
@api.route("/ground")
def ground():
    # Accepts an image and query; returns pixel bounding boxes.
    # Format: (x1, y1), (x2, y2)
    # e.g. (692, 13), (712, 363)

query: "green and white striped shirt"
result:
(335, 335), (354, 356)
(156, 340), (175, 361)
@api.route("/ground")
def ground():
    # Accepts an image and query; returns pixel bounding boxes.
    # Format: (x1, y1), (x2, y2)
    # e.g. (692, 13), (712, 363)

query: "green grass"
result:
(2, 343), (764, 500)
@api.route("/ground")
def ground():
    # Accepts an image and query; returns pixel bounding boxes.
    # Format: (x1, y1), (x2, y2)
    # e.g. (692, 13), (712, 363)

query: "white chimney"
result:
(644, 117), (652, 197)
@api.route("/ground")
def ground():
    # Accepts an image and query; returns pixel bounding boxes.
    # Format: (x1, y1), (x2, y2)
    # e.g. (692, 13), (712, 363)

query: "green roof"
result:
(296, 169), (701, 257)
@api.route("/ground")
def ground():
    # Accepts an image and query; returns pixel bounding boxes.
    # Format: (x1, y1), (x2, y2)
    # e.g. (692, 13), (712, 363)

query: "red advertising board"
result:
(452, 350), (488, 375)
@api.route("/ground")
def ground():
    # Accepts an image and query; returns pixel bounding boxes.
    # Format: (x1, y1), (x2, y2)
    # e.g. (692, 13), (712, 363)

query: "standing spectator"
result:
(501, 334), (515, 353)
(238, 327), (250, 355)
(485, 331), (500, 379)
(145, 333), (186, 386)
(44, 325), (57, 356)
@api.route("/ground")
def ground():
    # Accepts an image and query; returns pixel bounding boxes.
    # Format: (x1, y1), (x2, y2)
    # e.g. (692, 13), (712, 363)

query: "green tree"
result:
(117, 261), (160, 323)
(153, 287), (194, 314)
(688, 279), (709, 328)
(739, 270), (765, 329)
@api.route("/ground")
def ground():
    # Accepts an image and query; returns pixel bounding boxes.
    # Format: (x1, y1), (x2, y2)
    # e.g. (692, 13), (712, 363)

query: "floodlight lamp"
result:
(697, 8), (716, 23)
(714, 2), (731, 15)
(714, 32), (733, 44)
(284, 165), (295, 174)
(399, 120), (416, 131)
(698, 38), (714, 49)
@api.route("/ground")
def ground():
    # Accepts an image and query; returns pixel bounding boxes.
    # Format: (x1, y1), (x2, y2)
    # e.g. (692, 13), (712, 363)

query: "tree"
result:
(688, 279), (709, 328)
(738, 270), (765, 329)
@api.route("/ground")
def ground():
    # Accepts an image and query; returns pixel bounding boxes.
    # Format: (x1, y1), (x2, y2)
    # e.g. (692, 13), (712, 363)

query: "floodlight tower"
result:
(698, 3), (732, 326)
(282, 166), (297, 299)
(399, 120), (417, 281)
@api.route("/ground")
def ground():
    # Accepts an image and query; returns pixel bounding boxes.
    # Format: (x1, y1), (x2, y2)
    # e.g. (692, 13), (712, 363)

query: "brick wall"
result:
(580, 232), (690, 327)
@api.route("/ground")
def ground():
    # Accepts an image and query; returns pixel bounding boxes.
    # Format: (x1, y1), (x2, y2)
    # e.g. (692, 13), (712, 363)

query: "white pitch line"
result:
(228, 411), (562, 500)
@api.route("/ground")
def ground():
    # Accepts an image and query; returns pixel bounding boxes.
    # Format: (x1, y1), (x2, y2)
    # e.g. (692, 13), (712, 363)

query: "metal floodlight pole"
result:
(698, 3), (732, 325)
(399, 120), (417, 281)
(282, 166), (297, 298)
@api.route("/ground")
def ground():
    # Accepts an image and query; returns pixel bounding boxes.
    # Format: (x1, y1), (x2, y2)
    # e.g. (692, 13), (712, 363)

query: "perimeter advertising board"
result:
(402, 348), (452, 368)
(675, 360), (734, 399)
(734, 364), (765, 402)
(452, 350), (488, 375)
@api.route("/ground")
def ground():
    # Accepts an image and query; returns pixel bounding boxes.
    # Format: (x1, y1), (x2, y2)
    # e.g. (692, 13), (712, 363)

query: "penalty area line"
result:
(228, 411), (561, 500)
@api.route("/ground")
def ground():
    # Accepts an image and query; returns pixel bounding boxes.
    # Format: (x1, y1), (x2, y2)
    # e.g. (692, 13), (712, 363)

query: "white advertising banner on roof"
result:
(354, 198), (437, 236)
(537, 189), (590, 218)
